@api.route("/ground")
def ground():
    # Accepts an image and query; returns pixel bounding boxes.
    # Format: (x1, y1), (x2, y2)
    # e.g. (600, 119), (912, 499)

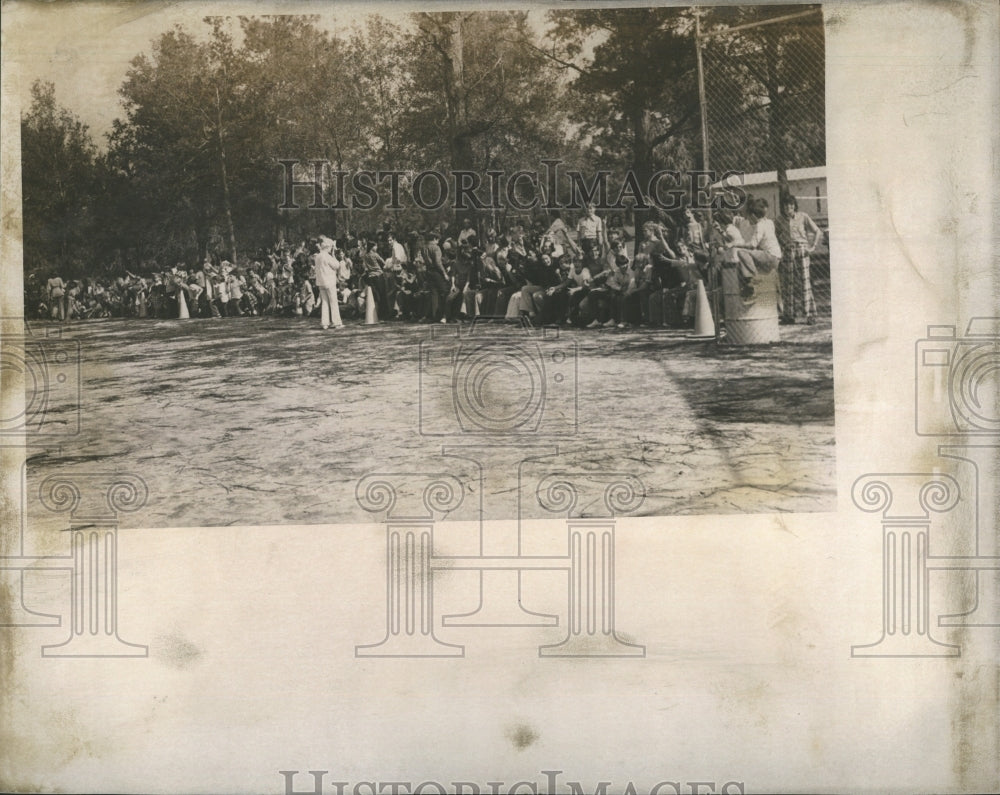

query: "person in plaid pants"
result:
(775, 195), (823, 324)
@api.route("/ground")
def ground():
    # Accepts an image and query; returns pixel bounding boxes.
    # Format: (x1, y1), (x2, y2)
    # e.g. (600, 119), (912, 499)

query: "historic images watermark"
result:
(277, 161), (748, 213)
(852, 318), (1000, 657)
(279, 769), (747, 795)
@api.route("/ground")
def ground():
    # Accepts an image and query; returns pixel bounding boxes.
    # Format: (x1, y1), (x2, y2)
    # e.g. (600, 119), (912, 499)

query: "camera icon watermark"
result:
(0, 325), (81, 443)
(418, 321), (577, 437)
(915, 318), (1000, 437)
(853, 317), (1000, 658)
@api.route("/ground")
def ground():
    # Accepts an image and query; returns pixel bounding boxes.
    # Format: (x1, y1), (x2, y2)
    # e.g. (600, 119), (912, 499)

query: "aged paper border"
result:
(2, 1), (999, 793)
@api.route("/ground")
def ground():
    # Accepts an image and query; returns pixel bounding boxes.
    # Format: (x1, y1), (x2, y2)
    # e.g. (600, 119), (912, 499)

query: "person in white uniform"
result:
(314, 236), (344, 330)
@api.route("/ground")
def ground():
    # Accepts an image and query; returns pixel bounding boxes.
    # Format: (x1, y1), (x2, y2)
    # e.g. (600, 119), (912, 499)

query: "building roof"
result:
(713, 165), (826, 188)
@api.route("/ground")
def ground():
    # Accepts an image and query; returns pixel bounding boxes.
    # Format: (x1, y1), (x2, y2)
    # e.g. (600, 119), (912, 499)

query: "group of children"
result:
(32, 195), (824, 330)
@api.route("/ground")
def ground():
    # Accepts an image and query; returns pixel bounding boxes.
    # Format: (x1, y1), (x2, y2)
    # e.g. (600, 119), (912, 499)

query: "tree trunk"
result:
(763, 31), (788, 196)
(214, 85), (238, 263)
(442, 14), (479, 228)
(195, 222), (209, 262)
(446, 16), (475, 172)
(336, 145), (344, 237)
(631, 106), (656, 258)
(425, 13), (480, 225)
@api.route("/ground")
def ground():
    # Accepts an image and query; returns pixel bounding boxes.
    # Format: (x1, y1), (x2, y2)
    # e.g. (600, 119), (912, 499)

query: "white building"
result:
(716, 165), (827, 224)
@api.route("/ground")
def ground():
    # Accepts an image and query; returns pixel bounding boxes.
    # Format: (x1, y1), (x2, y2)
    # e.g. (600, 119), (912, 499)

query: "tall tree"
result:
(345, 16), (411, 172)
(110, 22), (253, 264)
(537, 8), (702, 208)
(240, 15), (360, 238)
(20, 80), (100, 275)
(406, 11), (568, 224)
(699, 5), (825, 186)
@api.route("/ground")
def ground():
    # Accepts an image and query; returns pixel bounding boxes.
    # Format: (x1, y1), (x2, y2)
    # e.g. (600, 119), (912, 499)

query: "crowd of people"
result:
(30, 196), (824, 331)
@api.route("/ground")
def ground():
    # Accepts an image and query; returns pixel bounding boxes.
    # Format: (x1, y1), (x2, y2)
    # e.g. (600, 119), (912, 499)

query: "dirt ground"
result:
(22, 316), (835, 528)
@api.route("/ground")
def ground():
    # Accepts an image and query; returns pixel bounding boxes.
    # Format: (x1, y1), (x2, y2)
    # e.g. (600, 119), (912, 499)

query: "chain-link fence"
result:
(696, 5), (828, 345)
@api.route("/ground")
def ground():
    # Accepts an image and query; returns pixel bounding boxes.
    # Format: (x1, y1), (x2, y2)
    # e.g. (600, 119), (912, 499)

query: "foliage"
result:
(20, 9), (825, 275)
(21, 81), (100, 277)
(699, 5), (825, 177)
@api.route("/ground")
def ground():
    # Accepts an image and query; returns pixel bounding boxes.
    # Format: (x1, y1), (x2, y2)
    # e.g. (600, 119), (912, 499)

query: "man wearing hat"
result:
(314, 235), (344, 330)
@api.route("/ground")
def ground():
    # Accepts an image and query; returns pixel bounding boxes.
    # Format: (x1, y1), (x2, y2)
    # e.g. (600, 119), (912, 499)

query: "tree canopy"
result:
(20, 7), (824, 276)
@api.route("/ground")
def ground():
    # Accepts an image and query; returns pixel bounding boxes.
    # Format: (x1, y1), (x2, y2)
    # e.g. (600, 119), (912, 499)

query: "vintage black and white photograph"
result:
(10, 2), (834, 529)
(3, 1), (1000, 793)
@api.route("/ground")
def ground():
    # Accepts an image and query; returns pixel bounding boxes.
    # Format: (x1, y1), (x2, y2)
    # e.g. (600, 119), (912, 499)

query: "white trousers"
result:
(318, 286), (343, 328)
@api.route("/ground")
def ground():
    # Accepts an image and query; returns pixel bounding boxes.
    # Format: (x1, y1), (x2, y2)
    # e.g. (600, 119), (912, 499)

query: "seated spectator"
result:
(619, 253), (652, 329)
(564, 253), (592, 326)
(519, 251), (560, 321)
(476, 251), (506, 316)
(731, 197), (782, 300)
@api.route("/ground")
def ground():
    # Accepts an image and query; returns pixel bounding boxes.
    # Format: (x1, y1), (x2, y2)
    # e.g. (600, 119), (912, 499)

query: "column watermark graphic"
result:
(355, 320), (648, 658)
(1, 466), (150, 657)
(2, 318), (148, 658)
(852, 318), (1000, 657)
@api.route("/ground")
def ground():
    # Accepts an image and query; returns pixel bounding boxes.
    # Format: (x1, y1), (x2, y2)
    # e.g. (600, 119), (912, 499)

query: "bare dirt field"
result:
(22, 316), (836, 528)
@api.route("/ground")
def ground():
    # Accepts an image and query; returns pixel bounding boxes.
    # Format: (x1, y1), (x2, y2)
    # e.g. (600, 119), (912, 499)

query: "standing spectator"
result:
(214, 271), (231, 317)
(196, 263), (219, 317)
(248, 269), (267, 315)
(360, 240), (391, 319)
(226, 267), (245, 316)
(46, 273), (67, 320)
(421, 231), (449, 323)
(185, 273), (204, 316)
(384, 233), (408, 316)
(263, 268), (278, 314)
(576, 203), (608, 271)
(674, 240), (699, 328)
(446, 240), (476, 321)
(775, 195), (822, 325)
(128, 275), (147, 318)
(313, 236), (344, 330)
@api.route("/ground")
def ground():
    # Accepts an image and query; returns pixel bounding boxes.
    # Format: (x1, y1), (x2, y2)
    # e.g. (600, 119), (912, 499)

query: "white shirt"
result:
(577, 214), (604, 240)
(749, 217), (782, 259)
(390, 241), (408, 266)
(313, 250), (341, 289)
